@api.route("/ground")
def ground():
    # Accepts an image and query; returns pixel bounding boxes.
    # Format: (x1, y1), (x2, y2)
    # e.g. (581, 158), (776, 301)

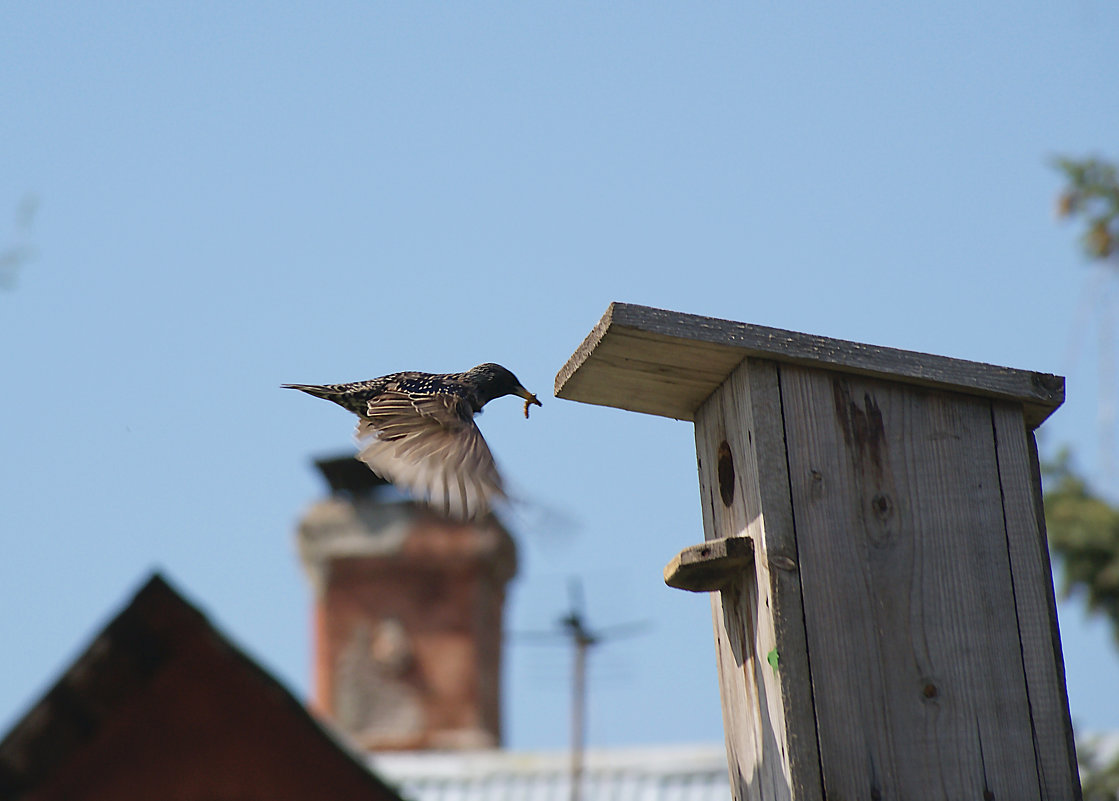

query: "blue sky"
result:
(2, 2), (1118, 750)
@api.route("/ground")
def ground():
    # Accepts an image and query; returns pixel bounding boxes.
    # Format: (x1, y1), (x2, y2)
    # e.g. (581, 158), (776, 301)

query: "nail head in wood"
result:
(664, 536), (755, 592)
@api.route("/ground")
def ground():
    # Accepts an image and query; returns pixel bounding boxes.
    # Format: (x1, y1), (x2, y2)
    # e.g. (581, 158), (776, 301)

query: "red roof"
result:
(0, 573), (404, 801)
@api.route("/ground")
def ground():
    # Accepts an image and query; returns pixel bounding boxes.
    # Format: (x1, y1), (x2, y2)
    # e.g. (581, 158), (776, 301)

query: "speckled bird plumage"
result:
(284, 363), (540, 520)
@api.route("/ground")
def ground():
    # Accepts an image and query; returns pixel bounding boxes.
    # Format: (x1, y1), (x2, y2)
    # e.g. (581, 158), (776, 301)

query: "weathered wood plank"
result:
(779, 365), (1042, 800)
(664, 536), (756, 593)
(990, 403), (1081, 799)
(742, 361), (822, 801)
(694, 358), (822, 801)
(559, 324), (745, 420)
(695, 373), (773, 801)
(555, 303), (1063, 428)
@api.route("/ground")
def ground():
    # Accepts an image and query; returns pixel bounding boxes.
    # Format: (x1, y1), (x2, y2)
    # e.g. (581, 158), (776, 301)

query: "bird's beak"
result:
(516, 386), (542, 419)
(516, 386), (542, 407)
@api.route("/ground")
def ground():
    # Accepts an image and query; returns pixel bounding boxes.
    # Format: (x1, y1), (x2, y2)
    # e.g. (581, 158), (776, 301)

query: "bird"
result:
(284, 363), (541, 520)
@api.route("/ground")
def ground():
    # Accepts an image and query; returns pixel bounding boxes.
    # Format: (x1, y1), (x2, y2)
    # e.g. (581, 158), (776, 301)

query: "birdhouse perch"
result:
(556, 303), (1077, 801)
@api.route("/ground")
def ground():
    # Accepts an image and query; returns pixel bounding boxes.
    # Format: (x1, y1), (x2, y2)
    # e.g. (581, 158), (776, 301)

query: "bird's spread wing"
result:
(355, 390), (504, 520)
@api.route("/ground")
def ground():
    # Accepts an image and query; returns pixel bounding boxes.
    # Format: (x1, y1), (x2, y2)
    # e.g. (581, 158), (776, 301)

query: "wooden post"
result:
(556, 303), (1079, 801)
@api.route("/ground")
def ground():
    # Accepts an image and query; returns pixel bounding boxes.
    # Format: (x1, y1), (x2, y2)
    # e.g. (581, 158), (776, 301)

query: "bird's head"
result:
(467, 363), (542, 411)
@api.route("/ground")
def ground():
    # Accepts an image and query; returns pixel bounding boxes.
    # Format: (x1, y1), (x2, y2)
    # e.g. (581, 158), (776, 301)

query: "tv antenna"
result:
(514, 577), (649, 801)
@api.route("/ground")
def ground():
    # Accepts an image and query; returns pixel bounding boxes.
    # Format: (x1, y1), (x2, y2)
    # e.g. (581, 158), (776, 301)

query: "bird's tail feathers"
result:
(282, 383), (339, 400)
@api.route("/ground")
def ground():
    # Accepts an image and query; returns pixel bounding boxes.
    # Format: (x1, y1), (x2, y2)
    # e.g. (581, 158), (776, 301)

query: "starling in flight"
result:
(284, 363), (541, 520)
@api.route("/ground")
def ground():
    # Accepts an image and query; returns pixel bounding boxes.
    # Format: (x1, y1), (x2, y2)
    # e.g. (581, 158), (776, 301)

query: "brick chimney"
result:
(298, 457), (517, 751)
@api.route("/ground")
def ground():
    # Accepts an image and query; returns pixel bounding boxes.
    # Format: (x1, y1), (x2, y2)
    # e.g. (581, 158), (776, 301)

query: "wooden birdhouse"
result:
(556, 303), (1077, 801)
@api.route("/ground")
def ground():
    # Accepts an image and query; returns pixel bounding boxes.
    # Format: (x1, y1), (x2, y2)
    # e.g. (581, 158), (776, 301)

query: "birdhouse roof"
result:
(556, 302), (1064, 429)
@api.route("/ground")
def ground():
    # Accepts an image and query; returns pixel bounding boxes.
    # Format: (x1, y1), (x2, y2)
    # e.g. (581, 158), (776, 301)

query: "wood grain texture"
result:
(990, 403), (1081, 799)
(694, 358), (822, 801)
(556, 303), (1076, 799)
(664, 536), (756, 593)
(555, 303), (1063, 428)
(780, 366), (1043, 800)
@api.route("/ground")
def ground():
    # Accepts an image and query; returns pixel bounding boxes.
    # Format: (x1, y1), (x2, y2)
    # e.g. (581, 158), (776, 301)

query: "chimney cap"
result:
(314, 455), (388, 497)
